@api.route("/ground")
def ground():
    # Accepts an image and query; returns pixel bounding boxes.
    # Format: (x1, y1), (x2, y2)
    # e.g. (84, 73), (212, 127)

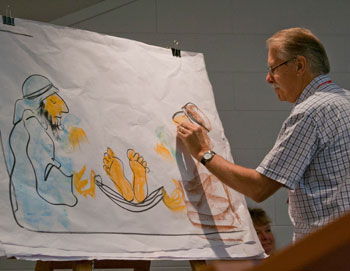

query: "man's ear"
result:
(296, 55), (307, 75)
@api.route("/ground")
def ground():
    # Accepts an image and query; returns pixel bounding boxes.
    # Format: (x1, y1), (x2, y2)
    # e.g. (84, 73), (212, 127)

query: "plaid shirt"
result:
(256, 75), (350, 240)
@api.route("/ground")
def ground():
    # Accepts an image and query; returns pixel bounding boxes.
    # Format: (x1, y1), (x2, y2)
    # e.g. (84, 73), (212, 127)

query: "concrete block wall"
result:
(1, 0), (350, 270)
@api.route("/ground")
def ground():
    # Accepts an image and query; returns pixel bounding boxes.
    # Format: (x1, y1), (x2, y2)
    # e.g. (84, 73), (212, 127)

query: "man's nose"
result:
(62, 103), (68, 113)
(266, 72), (274, 84)
(60, 100), (69, 113)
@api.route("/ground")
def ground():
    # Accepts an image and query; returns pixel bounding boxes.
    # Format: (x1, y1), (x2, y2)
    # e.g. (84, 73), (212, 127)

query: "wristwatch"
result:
(200, 150), (216, 166)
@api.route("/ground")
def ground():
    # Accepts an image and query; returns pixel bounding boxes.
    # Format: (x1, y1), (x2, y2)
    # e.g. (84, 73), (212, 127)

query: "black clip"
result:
(2, 15), (15, 26)
(3, 5), (15, 26)
(171, 40), (181, 58)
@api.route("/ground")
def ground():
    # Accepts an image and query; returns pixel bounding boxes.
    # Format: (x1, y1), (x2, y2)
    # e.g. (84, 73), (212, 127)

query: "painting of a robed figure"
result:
(0, 17), (263, 260)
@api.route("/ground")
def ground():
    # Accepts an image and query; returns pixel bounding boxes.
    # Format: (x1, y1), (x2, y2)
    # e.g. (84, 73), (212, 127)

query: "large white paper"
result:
(0, 18), (263, 260)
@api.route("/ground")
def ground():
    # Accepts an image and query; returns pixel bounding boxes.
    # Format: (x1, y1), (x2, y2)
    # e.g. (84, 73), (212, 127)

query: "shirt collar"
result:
(295, 74), (331, 105)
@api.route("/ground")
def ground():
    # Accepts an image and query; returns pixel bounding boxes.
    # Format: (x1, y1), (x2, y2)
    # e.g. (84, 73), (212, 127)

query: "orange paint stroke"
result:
(68, 126), (88, 150)
(162, 179), (186, 212)
(73, 165), (96, 198)
(181, 173), (239, 231)
(172, 112), (188, 126)
(154, 142), (173, 162)
(86, 169), (96, 198)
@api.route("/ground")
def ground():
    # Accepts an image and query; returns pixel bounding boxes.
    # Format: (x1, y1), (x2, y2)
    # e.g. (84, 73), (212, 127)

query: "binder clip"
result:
(171, 40), (181, 58)
(2, 5), (15, 26)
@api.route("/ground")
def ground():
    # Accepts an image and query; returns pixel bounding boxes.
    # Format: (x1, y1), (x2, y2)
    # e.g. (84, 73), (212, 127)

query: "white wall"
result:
(1, 0), (350, 270)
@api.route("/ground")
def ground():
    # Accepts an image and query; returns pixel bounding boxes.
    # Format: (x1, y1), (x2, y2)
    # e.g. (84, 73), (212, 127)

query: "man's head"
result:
(39, 93), (68, 132)
(265, 27), (330, 103)
(21, 74), (68, 133)
(249, 208), (275, 255)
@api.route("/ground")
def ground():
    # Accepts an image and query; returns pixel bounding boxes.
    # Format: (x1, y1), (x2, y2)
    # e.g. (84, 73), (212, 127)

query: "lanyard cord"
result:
(317, 80), (332, 89)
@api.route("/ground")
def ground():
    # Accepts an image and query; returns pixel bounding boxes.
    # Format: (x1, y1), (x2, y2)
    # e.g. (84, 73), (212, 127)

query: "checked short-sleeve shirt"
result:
(256, 75), (350, 240)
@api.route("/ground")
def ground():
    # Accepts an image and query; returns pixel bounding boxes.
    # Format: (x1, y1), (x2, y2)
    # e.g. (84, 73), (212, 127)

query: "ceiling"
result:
(0, 0), (105, 22)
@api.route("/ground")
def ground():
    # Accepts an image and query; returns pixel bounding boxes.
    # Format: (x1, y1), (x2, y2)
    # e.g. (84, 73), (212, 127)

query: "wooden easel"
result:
(35, 259), (206, 271)
(35, 260), (151, 271)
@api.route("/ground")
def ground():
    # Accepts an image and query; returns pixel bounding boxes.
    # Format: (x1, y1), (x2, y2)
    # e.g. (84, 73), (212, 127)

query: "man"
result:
(177, 27), (350, 241)
(8, 74), (93, 231)
(249, 208), (275, 255)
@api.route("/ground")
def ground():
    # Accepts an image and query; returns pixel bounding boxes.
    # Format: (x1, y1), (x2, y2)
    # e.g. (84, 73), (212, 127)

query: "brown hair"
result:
(266, 27), (330, 75)
(249, 208), (271, 227)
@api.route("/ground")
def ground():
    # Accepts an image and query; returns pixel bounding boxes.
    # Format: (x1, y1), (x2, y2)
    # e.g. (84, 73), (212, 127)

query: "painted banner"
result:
(0, 18), (263, 260)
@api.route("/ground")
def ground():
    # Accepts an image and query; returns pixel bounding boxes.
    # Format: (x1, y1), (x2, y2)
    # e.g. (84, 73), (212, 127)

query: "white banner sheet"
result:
(0, 18), (263, 260)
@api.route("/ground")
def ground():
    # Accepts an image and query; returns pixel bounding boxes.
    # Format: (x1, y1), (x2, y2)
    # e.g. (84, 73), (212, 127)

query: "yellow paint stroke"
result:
(128, 149), (148, 203)
(68, 126), (88, 150)
(172, 112), (188, 125)
(162, 179), (186, 212)
(44, 94), (68, 125)
(103, 148), (134, 201)
(73, 165), (96, 198)
(154, 142), (173, 162)
(86, 169), (96, 198)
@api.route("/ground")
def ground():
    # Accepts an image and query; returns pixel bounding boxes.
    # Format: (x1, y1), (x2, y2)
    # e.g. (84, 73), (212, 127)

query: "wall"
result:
(1, 0), (350, 270)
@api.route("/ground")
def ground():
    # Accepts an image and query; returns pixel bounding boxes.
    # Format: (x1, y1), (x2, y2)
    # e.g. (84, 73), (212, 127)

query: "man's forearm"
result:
(176, 121), (282, 201)
(202, 154), (282, 202)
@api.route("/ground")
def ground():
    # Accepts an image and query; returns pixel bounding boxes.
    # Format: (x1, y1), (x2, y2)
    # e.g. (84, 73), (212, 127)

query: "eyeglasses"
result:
(267, 58), (296, 75)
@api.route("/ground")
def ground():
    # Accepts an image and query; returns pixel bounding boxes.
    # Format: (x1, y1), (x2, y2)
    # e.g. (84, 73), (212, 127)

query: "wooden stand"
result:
(35, 259), (206, 271)
(190, 260), (207, 271)
(35, 260), (151, 271)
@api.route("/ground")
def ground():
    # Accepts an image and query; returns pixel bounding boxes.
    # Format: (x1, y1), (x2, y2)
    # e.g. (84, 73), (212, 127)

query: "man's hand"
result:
(176, 121), (211, 161)
(177, 122), (283, 202)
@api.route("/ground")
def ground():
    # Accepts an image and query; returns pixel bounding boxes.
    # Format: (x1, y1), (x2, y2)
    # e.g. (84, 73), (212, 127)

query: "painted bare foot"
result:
(128, 149), (148, 203)
(103, 147), (134, 201)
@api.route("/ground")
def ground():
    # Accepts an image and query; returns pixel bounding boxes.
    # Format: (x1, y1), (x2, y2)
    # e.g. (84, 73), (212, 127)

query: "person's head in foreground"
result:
(249, 208), (275, 255)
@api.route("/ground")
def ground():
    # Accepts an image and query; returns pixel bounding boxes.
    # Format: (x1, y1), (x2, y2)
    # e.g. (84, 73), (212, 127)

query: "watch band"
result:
(200, 150), (216, 166)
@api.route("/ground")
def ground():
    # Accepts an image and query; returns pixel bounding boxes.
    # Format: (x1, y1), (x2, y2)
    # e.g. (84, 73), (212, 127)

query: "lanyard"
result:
(317, 80), (332, 89)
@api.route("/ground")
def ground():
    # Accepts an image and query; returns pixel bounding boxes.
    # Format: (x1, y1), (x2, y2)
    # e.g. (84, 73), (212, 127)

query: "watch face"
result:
(201, 151), (215, 165)
(203, 152), (213, 159)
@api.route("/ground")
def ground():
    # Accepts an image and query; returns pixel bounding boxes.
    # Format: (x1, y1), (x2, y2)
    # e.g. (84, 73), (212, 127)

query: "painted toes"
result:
(106, 147), (114, 158)
(127, 149), (135, 160)
(128, 149), (145, 166)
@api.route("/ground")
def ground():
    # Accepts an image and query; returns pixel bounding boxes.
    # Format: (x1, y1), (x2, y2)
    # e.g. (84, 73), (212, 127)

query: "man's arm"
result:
(203, 154), (282, 202)
(177, 121), (283, 202)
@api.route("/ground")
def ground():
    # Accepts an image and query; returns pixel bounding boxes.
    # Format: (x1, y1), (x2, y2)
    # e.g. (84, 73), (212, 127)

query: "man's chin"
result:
(275, 92), (282, 101)
(275, 90), (285, 101)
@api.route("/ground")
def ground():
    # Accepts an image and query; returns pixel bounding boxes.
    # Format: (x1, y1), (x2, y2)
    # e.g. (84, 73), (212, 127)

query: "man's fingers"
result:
(177, 123), (188, 134)
(180, 121), (196, 130)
